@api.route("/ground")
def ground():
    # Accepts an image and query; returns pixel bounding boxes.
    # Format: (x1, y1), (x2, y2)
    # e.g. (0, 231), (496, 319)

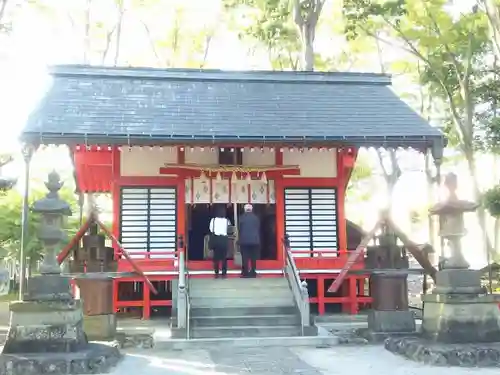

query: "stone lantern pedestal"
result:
(0, 172), (120, 375)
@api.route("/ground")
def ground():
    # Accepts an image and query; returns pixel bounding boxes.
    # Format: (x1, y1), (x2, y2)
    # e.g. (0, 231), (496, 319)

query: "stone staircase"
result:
(188, 277), (309, 339)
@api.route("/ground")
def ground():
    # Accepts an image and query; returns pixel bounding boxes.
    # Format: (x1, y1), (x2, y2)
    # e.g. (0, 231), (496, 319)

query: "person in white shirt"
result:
(208, 205), (231, 278)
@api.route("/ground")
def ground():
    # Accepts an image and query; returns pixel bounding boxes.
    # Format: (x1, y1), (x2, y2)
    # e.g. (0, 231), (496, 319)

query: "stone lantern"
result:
(421, 172), (500, 343)
(31, 170), (72, 275)
(0, 171), (120, 374)
(429, 172), (478, 270)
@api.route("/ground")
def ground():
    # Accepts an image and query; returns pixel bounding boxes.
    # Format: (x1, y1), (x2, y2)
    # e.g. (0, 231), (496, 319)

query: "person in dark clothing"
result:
(208, 206), (230, 278)
(238, 204), (260, 278)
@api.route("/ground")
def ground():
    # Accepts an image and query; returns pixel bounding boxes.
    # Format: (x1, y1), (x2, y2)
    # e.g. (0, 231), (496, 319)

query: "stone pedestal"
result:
(76, 277), (117, 341)
(3, 275), (87, 354)
(0, 275), (120, 375)
(83, 314), (117, 341)
(422, 292), (500, 343)
(421, 268), (500, 343)
(434, 269), (483, 294)
(368, 310), (416, 333)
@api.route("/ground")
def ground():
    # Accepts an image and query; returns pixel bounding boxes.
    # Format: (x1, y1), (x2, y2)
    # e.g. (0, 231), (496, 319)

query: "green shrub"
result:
(483, 185), (500, 218)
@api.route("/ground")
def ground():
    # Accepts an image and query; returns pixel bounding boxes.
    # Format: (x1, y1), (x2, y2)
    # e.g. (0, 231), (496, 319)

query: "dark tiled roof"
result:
(21, 65), (444, 152)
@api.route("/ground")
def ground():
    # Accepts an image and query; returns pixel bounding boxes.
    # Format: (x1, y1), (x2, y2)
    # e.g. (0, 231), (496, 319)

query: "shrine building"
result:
(20, 65), (444, 318)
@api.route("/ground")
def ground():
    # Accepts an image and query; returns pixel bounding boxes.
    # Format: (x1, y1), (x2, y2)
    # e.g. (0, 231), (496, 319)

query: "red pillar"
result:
(349, 276), (358, 314)
(111, 147), (121, 260)
(112, 279), (119, 313)
(143, 281), (151, 320)
(317, 276), (325, 315)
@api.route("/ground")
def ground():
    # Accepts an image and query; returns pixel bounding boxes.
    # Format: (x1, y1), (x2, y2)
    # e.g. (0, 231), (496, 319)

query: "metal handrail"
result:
(282, 234), (310, 335)
(176, 236), (191, 339)
(185, 255), (191, 340)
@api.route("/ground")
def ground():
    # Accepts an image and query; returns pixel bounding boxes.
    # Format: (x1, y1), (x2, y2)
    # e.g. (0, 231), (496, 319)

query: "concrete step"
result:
(190, 306), (297, 317)
(189, 287), (291, 299)
(191, 314), (300, 327)
(189, 277), (289, 290)
(190, 325), (302, 339)
(190, 296), (295, 308)
(154, 336), (339, 350)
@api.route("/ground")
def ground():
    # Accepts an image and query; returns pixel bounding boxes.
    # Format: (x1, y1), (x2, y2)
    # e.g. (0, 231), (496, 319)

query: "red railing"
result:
(288, 249), (347, 257)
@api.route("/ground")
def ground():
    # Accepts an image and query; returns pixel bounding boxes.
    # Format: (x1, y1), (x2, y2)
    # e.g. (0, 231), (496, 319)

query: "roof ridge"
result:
(49, 65), (392, 85)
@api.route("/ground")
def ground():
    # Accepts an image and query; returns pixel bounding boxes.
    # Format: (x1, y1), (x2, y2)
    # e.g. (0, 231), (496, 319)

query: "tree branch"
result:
(200, 33), (213, 68)
(376, 149), (390, 180)
(424, 5), (464, 79)
(0, 0), (8, 28)
(139, 20), (163, 66)
(376, 14), (469, 144)
(292, 0), (304, 26)
(113, 0), (125, 66)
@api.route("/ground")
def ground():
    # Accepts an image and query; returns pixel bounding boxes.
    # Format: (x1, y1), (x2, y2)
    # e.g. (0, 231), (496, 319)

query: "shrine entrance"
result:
(184, 202), (278, 270)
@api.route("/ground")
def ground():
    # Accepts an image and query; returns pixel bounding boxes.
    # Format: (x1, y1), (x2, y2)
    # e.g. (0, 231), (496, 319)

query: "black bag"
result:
(208, 219), (217, 249)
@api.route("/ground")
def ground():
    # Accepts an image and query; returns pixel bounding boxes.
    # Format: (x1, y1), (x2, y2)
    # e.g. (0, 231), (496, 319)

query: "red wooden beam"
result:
(57, 217), (92, 264)
(159, 165), (300, 178)
(96, 219), (158, 295)
(327, 220), (382, 293)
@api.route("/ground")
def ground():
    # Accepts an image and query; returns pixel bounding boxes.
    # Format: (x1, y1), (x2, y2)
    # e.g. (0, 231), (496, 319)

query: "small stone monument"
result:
(363, 224), (416, 341)
(0, 171), (120, 375)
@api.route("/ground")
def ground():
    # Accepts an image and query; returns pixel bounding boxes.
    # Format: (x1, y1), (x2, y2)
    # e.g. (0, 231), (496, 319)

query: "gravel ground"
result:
(108, 346), (498, 375)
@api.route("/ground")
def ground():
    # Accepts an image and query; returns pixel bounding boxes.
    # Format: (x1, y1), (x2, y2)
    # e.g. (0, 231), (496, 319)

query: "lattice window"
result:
(284, 188), (338, 257)
(120, 187), (177, 259)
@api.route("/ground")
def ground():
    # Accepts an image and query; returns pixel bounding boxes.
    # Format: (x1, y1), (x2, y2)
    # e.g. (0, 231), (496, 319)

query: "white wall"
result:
(282, 149), (337, 178)
(242, 147), (275, 166)
(185, 148), (218, 165)
(120, 146), (337, 178)
(120, 147), (178, 176)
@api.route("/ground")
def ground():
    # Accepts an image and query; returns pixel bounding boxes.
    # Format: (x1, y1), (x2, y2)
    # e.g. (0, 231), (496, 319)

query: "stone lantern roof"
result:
(429, 172), (479, 216)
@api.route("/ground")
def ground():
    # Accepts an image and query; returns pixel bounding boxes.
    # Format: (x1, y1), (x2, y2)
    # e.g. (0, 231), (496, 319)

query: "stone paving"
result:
(107, 345), (499, 375)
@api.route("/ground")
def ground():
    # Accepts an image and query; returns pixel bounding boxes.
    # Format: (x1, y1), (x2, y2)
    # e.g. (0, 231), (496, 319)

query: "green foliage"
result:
(0, 187), (81, 266)
(224, 0), (301, 69)
(343, 0), (491, 152)
(483, 185), (500, 217)
(409, 205), (430, 225)
(349, 155), (372, 183)
(346, 153), (374, 204)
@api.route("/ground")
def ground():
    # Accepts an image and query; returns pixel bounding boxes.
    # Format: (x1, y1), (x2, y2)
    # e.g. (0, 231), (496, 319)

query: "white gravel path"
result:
(107, 346), (499, 375)
(292, 346), (499, 375)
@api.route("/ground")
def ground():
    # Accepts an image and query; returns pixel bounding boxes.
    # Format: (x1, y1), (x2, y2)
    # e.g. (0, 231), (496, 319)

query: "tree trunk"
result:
(83, 0), (92, 64)
(463, 147), (494, 256)
(495, 218), (500, 256)
(302, 24), (314, 71)
(0, 0), (8, 29)
(484, 0), (500, 61)
(113, 0), (125, 66)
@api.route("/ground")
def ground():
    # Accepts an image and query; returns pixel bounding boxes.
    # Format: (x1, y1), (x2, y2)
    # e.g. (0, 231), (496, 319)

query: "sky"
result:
(0, 0), (492, 267)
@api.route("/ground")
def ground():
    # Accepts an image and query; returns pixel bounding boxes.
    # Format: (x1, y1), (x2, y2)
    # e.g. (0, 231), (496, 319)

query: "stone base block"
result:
(385, 336), (500, 367)
(367, 310), (416, 333)
(435, 269), (482, 294)
(3, 300), (87, 354)
(83, 314), (116, 340)
(422, 293), (500, 343)
(0, 343), (121, 375)
(25, 275), (73, 301)
(356, 327), (418, 343)
(115, 328), (154, 349)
